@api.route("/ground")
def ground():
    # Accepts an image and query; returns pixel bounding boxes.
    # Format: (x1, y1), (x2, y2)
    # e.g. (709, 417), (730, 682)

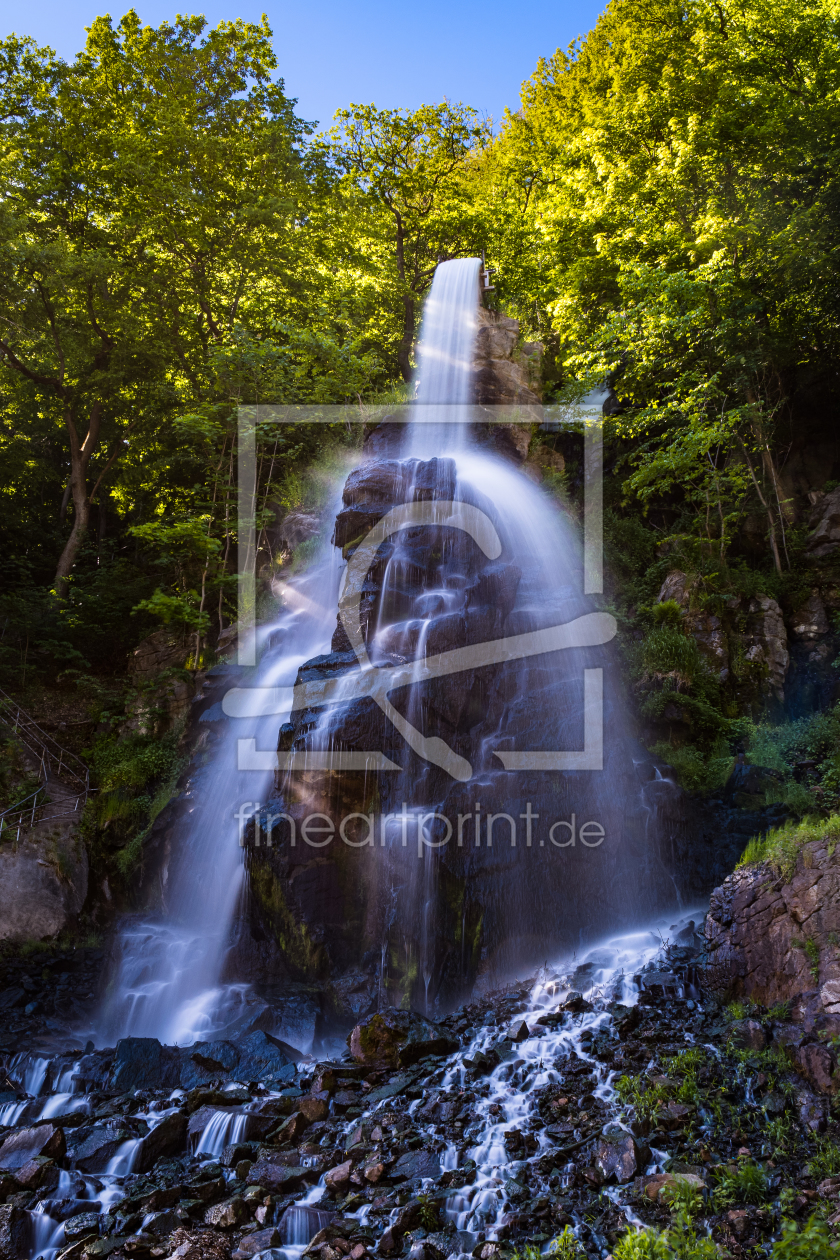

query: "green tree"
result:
(330, 102), (490, 379)
(0, 11), (312, 594)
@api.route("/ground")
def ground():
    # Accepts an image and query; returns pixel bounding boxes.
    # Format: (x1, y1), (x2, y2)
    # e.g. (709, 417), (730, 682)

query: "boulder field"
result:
(3, 933), (840, 1259)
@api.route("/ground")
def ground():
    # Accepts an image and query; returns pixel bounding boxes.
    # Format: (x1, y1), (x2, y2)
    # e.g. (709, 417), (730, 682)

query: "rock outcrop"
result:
(473, 307), (541, 406)
(655, 570), (790, 701)
(806, 485), (840, 557)
(704, 833), (840, 1020)
(0, 828), (88, 942)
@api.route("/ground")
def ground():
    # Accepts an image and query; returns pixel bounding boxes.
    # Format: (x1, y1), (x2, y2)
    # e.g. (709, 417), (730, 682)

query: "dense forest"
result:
(4, 0), (840, 876)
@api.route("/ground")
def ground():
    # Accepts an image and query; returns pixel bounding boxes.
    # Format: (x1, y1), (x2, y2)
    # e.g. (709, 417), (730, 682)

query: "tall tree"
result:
(330, 102), (490, 379)
(0, 11), (311, 594)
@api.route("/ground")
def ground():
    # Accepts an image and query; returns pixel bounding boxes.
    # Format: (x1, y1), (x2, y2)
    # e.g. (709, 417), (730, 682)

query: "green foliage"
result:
(660, 1178), (702, 1221)
(648, 740), (733, 795)
(651, 601), (684, 630)
(771, 1217), (840, 1258)
(546, 1229), (586, 1260)
(86, 729), (185, 877)
(614, 1216), (720, 1259)
(712, 1161), (768, 1210)
(742, 706), (840, 815)
(737, 815), (840, 881)
(806, 1137), (840, 1183)
(641, 627), (706, 685)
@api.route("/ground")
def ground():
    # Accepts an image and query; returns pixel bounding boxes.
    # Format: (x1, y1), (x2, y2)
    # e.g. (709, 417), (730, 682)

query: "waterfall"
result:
(96, 254), (682, 1043)
(274, 256), (682, 1009)
(411, 256), (481, 456)
(97, 514), (344, 1045)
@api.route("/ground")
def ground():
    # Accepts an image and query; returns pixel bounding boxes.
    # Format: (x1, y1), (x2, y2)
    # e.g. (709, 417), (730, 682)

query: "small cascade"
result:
(193, 1110), (250, 1157)
(279, 1204), (335, 1245)
(29, 1205), (64, 1260)
(9, 1053), (50, 1097)
(105, 1138), (143, 1176)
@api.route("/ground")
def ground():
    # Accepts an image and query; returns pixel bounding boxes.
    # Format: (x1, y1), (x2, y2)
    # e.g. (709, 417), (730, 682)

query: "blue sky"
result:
(5, 0), (605, 130)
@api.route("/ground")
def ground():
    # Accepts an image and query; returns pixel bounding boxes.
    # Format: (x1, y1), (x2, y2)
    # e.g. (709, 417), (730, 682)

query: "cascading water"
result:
(97, 514), (346, 1046)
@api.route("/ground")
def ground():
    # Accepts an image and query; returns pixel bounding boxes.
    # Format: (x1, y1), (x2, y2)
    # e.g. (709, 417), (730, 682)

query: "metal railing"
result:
(0, 686), (91, 840)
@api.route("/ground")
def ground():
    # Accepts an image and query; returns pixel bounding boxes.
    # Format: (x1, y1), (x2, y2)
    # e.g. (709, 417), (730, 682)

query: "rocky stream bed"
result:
(3, 920), (840, 1260)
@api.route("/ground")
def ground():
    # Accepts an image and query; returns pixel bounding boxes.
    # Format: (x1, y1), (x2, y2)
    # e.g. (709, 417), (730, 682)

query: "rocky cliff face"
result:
(705, 835), (840, 1023)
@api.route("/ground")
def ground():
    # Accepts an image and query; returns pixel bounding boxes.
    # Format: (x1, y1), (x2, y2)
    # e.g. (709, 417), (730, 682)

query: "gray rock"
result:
(807, 486), (840, 557)
(110, 1037), (180, 1092)
(596, 1129), (645, 1183)
(64, 1212), (102, 1241)
(0, 833), (88, 943)
(731, 1019), (767, 1051)
(390, 1150), (441, 1182)
(0, 1124), (65, 1172)
(705, 836), (840, 1013)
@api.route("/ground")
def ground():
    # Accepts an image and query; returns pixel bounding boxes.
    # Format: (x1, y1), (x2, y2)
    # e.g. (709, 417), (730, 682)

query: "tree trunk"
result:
(54, 403), (102, 596)
(397, 295), (415, 382)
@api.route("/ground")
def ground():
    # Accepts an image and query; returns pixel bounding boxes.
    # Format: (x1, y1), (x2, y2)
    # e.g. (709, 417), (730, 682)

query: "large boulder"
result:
(348, 1009), (458, 1069)
(133, 1112), (188, 1173)
(0, 832), (88, 942)
(65, 1123), (135, 1172)
(109, 1038), (180, 1092)
(179, 1040), (240, 1090)
(0, 1124), (65, 1172)
(0, 1205), (29, 1260)
(233, 1030), (297, 1085)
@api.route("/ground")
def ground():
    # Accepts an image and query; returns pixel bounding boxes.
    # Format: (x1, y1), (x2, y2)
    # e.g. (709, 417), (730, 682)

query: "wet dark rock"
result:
(0, 1205), (28, 1260)
(0, 1123), (65, 1171)
(232, 1225), (282, 1258)
(234, 1030), (298, 1084)
(110, 1037), (181, 1092)
(14, 1155), (60, 1191)
(65, 1122), (133, 1172)
(247, 1155), (308, 1193)
(179, 1040), (240, 1089)
(144, 1206), (185, 1235)
(390, 1150), (441, 1182)
(64, 1210), (103, 1241)
(324, 1159), (354, 1192)
(41, 1196), (101, 1221)
(348, 1010), (458, 1069)
(134, 1111), (188, 1173)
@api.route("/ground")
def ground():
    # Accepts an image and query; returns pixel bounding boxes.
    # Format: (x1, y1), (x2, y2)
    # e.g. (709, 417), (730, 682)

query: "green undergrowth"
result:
(613, 1216), (839, 1258)
(737, 814), (840, 880)
(83, 727), (186, 880)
